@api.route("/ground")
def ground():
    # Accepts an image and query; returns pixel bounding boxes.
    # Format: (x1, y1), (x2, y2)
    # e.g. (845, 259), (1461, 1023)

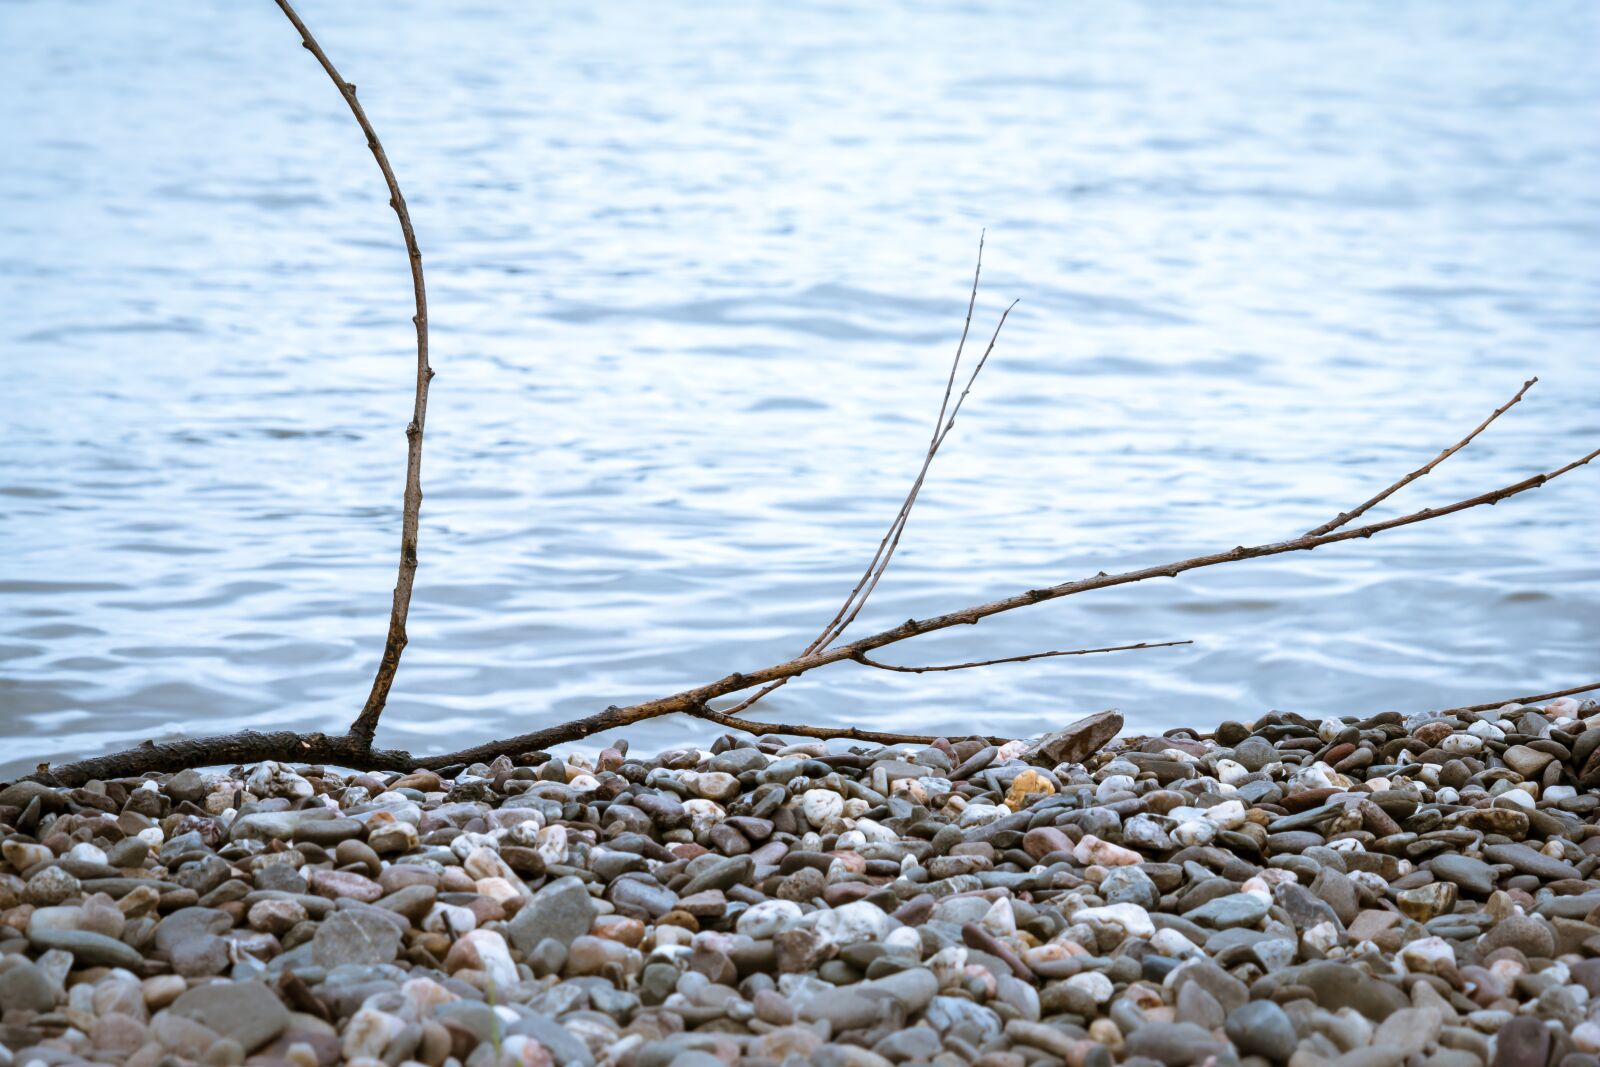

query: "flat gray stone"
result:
(1226, 1000), (1296, 1061)
(1483, 843), (1580, 882)
(1185, 893), (1269, 929)
(313, 909), (401, 967)
(27, 928), (143, 970)
(170, 980), (290, 1053)
(154, 907), (234, 953)
(680, 855), (753, 896)
(0, 960), (56, 1012)
(1125, 1021), (1228, 1066)
(507, 875), (596, 954)
(1428, 854), (1496, 896)
(1293, 961), (1409, 1020)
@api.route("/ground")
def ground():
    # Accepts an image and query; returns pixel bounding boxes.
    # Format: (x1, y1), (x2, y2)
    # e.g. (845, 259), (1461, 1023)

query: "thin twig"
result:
(1306, 377), (1536, 537)
(274, 0), (433, 750)
(803, 235), (988, 657)
(851, 639), (1192, 673)
(715, 681), (787, 717)
(819, 302), (1017, 652)
(819, 299), (1019, 650)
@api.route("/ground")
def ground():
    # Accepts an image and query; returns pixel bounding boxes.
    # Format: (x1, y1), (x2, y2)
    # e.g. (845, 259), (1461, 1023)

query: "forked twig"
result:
(273, 0), (433, 750)
(803, 234), (990, 657)
(722, 243), (1014, 718)
(1306, 377), (1536, 537)
(823, 298), (1019, 649)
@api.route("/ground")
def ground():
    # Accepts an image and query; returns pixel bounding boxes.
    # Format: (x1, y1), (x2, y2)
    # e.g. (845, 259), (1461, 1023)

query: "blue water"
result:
(2, 1), (1598, 776)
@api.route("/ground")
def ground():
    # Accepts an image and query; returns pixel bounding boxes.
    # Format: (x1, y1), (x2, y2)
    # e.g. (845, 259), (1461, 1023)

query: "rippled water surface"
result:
(3, 1), (1598, 776)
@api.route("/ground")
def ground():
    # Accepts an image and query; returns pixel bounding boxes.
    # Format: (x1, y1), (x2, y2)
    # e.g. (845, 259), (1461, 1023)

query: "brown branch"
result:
(1306, 377), (1536, 537)
(274, 0), (432, 750)
(851, 639), (1192, 673)
(1435, 680), (1600, 716)
(347, 436), (1596, 768)
(28, 425), (1594, 786)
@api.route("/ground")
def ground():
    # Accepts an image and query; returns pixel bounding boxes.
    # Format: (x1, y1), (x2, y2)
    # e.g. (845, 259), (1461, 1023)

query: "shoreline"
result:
(3, 700), (1599, 1067)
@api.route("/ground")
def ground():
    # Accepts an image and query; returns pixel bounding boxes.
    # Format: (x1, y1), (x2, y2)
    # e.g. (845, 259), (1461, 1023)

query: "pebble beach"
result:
(5, 700), (1600, 1067)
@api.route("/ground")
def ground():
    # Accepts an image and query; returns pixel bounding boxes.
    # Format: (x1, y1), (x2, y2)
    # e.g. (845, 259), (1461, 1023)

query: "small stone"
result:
(1398, 881), (1457, 922)
(313, 908), (401, 966)
(801, 789), (845, 826)
(170, 980), (290, 1053)
(171, 933), (231, 977)
(508, 875), (596, 953)
(1026, 710), (1124, 765)
(28, 927), (145, 969)
(1490, 1017), (1551, 1067)
(1124, 1021), (1227, 1066)
(1185, 893), (1269, 929)
(24, 865), (80, 906)
(0, 959), (56, 1012)
(1428, 854), (1496, 896)
(1004, 770), (1055, 811)
(1372, 1007), (1442, 1059)
(249, 902), (308, 934)
(1479, 914), (1555, 959)
(1502, 745), (1555, 778)
(1225, 1000), (1296, 1061)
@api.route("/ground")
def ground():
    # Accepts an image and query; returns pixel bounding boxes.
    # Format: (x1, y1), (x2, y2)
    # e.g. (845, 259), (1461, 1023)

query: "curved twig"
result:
(1306, 377), (1536, 537)
(274, 0), (433, 750)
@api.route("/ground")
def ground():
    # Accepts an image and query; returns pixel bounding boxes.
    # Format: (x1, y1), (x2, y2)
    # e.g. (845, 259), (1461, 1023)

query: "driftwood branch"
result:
(29, 306), (1599, 785)
(273, 0), (432, 750)
(18, 11), (1600, 789)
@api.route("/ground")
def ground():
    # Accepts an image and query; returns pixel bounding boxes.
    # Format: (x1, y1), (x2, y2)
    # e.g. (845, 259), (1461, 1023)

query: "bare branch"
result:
(613, 441), (1600, 717)
(273, 0), (432, 750)
(851, 638), (1192, 674)
(33, 672), (1600, 788)
(1435, 680), (1600, 716)
(1306, 377), (1536, 537)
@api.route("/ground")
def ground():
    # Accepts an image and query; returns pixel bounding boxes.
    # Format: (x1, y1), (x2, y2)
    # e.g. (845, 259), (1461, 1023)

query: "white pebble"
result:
(1073, 903), (1153, 939)
(1067, 971), (1114, 1003)
(801, 788), (844, 826)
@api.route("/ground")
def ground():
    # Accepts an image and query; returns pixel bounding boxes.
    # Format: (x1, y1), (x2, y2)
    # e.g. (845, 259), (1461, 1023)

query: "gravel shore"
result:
(5, 699), (1600, 1067)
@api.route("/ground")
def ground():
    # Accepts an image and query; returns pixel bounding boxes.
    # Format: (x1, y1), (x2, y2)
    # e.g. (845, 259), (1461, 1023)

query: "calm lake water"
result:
(2, 1), (1598, 777)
